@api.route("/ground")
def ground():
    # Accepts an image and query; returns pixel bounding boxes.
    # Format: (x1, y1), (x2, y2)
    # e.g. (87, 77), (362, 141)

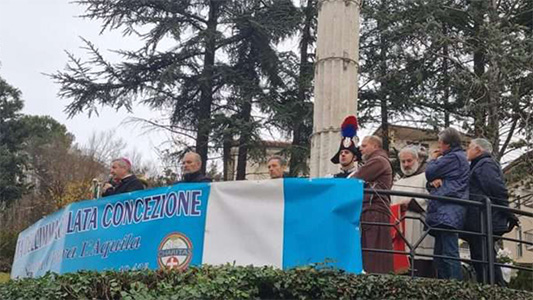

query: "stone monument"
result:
(310, 0), (361, 177)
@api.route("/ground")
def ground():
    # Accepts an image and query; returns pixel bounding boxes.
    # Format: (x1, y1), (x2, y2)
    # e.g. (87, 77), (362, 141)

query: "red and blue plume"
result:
(341, 115), (358, 138)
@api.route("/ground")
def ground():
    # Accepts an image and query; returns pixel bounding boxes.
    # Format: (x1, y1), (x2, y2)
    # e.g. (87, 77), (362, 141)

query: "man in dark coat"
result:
(351, 135), (393, 274)
(102, 158), (145, 197)
(464, 138), (513, 286)
(177, 152), (212, 183)
(425, 127), (469, 280)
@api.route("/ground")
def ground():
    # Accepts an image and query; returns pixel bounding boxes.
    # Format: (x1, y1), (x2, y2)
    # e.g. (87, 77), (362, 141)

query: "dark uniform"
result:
(177, 171), (212, 183)
(333, 166), (358, 178)
(102, 174), (145, 197)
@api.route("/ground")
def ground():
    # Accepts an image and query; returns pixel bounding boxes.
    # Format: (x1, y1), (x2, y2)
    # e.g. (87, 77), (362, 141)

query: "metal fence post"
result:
(484, 196), (495, 285)
(479, 206), (488, 284)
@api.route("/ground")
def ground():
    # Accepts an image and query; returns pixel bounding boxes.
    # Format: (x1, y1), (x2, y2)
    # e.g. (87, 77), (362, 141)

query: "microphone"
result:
(91, 178), (100, 199)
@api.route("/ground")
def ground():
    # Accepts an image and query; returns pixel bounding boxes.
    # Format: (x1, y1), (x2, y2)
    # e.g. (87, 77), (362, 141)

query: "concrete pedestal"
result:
(310, 0), (361, 177)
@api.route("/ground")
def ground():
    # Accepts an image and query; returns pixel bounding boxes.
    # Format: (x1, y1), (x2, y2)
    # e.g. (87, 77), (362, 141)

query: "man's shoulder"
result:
(179, 173), (212, 183)
(365, 152), (391, 166)
(123, 175), (145, 190)
(199, 175), (212, 182)
(449, 149), (469, 163)
(430, 150), (467, 169)
(124, 175), (143, 184)
(478, 155), (498, 165)
(473, 156), (501, 174)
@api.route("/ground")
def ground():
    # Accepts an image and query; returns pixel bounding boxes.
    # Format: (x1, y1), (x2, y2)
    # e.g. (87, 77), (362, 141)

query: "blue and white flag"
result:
(11, 178), (364, 279)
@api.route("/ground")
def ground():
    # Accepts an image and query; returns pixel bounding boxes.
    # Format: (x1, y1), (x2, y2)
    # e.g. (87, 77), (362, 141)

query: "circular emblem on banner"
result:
(342, 137), (352, 148)
(157, 232), (193, 270)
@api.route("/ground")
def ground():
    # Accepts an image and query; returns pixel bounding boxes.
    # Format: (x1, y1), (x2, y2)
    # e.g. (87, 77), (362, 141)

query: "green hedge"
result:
(1, 265), (532, 299)
(509, 266), (533, 292)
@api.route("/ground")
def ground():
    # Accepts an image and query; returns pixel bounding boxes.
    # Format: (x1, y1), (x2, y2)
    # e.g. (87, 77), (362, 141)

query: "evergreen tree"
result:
(52, 0), (299, 174)
(288, 0), (315, 176)
(407, 0), (533, 159)
(215, 0), (299, 180)
(359, 0), (533, 159)
(0, 77), (29, 205)
(359, 0), (422, 151)
(262, 0), (315, 176)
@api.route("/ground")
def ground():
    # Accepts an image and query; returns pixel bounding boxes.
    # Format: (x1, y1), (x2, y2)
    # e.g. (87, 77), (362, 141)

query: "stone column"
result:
(310, 0), (361, 177)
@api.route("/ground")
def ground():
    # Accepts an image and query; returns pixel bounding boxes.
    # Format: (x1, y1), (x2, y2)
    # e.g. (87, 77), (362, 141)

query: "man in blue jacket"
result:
(425, 127), (469, 280)
(464, 138), (513, 286)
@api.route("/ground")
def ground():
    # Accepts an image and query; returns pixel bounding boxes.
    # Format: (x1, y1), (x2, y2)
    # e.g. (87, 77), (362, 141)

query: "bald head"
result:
(365, 136), (383, 148)
(360, 136), (382, 161)
(182, 152), (202, 174)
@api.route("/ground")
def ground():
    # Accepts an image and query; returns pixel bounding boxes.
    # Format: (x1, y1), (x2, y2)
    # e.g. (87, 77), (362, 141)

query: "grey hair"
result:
(112, 158), (131, 172)
(268, 155), (287, 166)
(184, 152), (202, 164)
(399, 146), (419, 160)
(438, 127), (462, 148)
(471, 138), (493, 154)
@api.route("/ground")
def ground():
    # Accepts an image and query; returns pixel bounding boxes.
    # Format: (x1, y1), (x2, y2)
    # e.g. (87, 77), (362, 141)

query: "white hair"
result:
(184, 152), (202, 164)
(399, 146), (419, 160)
(471, 138), (493, 153)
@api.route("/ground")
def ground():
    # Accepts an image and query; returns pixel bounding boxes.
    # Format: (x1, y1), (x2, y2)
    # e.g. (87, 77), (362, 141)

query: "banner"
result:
(11, 178), (364, 278)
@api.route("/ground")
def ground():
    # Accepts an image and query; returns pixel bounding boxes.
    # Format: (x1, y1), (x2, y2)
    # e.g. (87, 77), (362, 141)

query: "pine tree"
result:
(262, 0), (315, 176)
(52, 0), (299, 174)
(359, 0), (422, 151)
(0, 77), (28, 205)
(288, 0), (315, 176)
(359, 0), (533, 159)
(409, 0), (533, 159)
(217, 0), (299, 180)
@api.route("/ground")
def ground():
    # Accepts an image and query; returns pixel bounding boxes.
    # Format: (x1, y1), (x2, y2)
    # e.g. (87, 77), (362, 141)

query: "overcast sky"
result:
(2, 0), (520, 174)
(0, 0), (169, 168)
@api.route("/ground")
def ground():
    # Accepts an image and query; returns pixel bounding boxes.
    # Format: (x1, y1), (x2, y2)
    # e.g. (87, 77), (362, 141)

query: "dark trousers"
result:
(433, 231), (462, 280)
(465, 236), (506, 286)
(413, 259), (436, 278)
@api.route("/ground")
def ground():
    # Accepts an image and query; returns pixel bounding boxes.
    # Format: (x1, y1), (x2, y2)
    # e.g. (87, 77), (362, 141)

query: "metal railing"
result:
(362, 188), (533, 285)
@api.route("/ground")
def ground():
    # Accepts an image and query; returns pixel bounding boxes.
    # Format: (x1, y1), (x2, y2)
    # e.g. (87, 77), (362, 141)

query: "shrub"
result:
(0, 265), (532, 299)
(509, 265), (533, 292)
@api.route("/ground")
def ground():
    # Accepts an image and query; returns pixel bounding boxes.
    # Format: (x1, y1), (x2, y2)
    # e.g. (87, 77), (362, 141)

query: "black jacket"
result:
(178, 171), (212, 183)
(465, 153), (512, 234)
(102, 174), (145, 197)
(333, 166), (357, 178)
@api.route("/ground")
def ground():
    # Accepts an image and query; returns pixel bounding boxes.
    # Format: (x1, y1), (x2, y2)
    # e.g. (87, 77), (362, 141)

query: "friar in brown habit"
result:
(351, 135), (393, 274)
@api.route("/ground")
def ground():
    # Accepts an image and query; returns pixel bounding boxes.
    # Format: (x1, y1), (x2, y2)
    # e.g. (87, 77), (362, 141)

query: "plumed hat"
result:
(330, 115), (362, 164)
